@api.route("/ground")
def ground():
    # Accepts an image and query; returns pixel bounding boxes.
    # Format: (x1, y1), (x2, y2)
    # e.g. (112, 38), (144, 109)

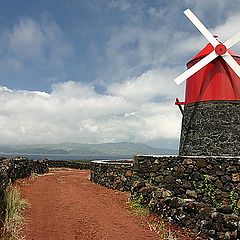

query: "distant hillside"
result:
(0, 142), (177, 157)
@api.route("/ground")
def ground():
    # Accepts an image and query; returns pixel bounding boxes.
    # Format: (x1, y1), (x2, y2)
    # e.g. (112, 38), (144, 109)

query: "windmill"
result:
(174, 9), (240, 156)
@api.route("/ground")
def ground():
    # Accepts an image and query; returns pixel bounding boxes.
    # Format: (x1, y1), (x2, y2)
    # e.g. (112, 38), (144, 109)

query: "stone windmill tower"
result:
(175, 9), (240, 156)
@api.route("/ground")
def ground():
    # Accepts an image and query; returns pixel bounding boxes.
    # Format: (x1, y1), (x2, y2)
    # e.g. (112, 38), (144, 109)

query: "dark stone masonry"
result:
(46, 160), (91, 169)
(0, 157), (49, 230)
(179, 101), (240, 156)
(91, 155), (240, 239)
(91, 160), (133, 191)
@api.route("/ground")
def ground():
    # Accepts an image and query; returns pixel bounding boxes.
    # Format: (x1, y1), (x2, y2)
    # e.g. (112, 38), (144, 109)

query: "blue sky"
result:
(0, 0), (240, 148)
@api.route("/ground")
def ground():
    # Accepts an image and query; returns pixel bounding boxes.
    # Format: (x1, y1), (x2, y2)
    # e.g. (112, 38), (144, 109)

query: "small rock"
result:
(225, 231), (238, 240)
(214, 179), (223, 188)
(217, 205), (233, 214)
(209, 229), (216, 237)
(223, 213), (240, 223)
(223, 182), (234, 192)
(125, 170), (133, 177)
(182, 180), (192, 189)
(184, 158), (193, 165)
(216, 171), (224, 176)
(232, 173), (240, 182)
(196, 159), (207, 168)
(176, 178), (182, 184)
(200, 219), (208, 228)
(154, 159), (160, 164)
(237, 199), (240, 209)
(162, 170), (171, 175)
(162, 189), (172, 198)
(207, 164), (213, 170)
(199, 207), (215, 220)
(195, 237), (205, 240)
(169, 197), (182, 208)
(227, 166), (237, 173)
(186, 189), (197, 198)
(236, 183), (240, 191)
(221, 175), (231, 183)
(184, 201), (197, 213)
(177, 165), (185, 174)
(191, 171), (201, 180)
(155, 175), (164, 183)
(211, 211), (222, 219)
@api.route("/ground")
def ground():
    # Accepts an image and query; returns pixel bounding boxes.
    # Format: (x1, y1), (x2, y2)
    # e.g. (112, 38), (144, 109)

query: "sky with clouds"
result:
(0, 0), (240, 148)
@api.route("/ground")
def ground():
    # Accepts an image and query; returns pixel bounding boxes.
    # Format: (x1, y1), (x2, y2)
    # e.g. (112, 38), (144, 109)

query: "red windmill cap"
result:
(187, 43), (239, 66)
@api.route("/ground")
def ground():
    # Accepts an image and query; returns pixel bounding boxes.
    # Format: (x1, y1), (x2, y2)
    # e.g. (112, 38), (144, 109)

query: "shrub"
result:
(1, 181), (28, 240)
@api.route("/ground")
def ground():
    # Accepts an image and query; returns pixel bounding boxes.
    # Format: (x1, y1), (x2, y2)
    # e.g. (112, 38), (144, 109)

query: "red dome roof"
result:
(184, 43), (240, 104)
(188, 43), (238, 64)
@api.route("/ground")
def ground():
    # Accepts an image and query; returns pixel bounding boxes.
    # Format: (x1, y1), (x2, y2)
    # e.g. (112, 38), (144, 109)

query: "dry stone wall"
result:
(132, 155), (240, 240)
(46, 160), (91, 169)
(90, 155), (240, 239)
(91, 160), (133, 191)
(0, 157), (49, 230)
(132, 155), (240, 205)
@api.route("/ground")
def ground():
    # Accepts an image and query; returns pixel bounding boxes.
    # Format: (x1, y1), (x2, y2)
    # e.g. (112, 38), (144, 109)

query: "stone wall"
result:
(179, 101), (240, 156)
(0, 157), (49, 230)
(131, 155), (240, 239)
(46, 160), (91, 169)
(91, 160), (133, 191)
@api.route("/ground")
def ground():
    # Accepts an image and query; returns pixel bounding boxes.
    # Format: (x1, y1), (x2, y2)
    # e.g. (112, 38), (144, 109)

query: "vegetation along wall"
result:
(91, 155), (240, 240)
(0, 157), (49, 230)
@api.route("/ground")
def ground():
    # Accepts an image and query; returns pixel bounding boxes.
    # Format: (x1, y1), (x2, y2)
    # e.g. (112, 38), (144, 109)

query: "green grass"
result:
(128, 196), (177, 239)
(128, 195), (150, 216)
(1, 182), (28, 240)
(148, 220), (177, 240)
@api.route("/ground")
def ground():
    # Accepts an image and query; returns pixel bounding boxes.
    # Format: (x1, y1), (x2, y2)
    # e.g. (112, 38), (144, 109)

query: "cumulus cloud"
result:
(105, 1), (240, 77)
(104, 21), (205, 83)
(6, 15), (73, 64)
(108, 68), (184, 102)
(0, 14), (73, 89)
(0, 78), (182, 146)
(1, 1), (240, 148)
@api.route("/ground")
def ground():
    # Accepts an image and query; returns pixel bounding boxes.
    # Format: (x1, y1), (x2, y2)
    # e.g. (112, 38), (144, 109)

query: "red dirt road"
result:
(17, 169), (159, 240)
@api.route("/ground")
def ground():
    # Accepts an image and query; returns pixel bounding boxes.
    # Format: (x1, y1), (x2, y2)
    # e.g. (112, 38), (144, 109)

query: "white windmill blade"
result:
(174, 51), (218, 85)
(222, 52), (240, 78)
(224, 31), (240, 49)
(184, 9), (219, 47)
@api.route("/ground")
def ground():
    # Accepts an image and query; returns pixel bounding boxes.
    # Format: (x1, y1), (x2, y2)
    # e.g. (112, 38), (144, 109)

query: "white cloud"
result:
(148, 7), (166, 20)
(211, 14), (240, 52)
(108, 0), (131, 11)
(105, 2), (240, 72)
(0, 14), (73, 81)
(52, 81), (97, 99)
(108, 67), (184, 102)
(9, 18), (44, 59)
(0, 79), (182, 146)
(2, 1), (240, 148)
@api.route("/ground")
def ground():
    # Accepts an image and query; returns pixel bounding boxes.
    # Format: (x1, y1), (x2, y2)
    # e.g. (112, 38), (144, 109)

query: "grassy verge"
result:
(1, 182), (28, 240)
(148, 220), (177, 240)
(128, 196), (177, 240)
(128, 195), (150, 216)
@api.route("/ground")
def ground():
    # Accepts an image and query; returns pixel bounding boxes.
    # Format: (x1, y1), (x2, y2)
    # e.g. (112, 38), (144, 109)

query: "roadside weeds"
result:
(1, 182), (29, 240)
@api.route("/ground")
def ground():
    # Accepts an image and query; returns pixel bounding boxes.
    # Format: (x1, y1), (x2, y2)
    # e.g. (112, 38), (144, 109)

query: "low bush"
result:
(1, 182), (28, 240)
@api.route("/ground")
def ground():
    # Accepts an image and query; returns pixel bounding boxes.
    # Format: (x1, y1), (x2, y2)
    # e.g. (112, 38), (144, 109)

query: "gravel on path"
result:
(17, 169), (159, 240)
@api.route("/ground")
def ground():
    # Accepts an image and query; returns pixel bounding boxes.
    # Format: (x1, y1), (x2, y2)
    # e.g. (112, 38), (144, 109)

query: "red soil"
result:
(16, 169), (196, 240)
